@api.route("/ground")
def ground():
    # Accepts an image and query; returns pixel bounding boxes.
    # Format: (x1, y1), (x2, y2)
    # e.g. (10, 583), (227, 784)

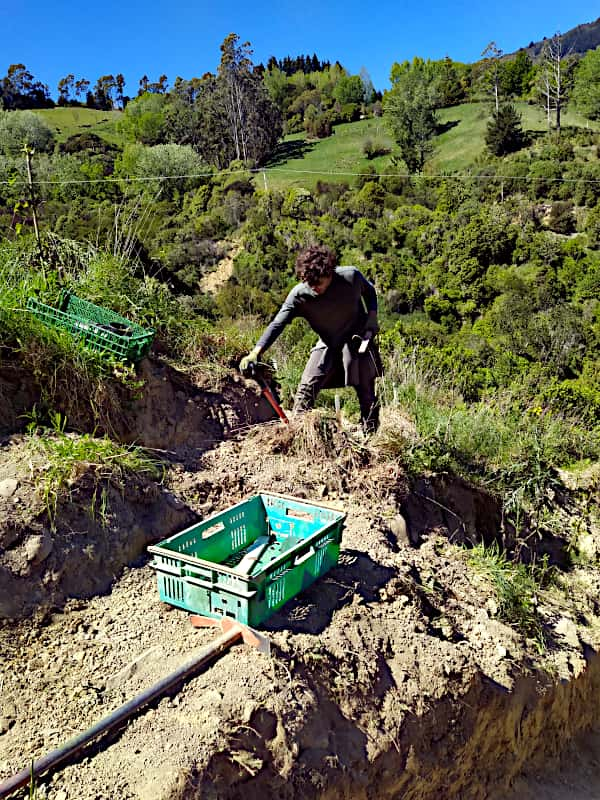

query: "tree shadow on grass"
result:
(526, 129), (550, 145)
(263, 548), (395, 635)
(261, 138), (317, 168)
(436, 119), (461, 135)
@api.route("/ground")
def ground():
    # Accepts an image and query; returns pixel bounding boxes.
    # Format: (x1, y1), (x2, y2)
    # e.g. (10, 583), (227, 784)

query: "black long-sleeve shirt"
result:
(256, 267), (377, 353)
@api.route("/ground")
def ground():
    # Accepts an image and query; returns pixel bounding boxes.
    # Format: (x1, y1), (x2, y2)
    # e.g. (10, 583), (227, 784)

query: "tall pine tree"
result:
(485, 103), (524, 156)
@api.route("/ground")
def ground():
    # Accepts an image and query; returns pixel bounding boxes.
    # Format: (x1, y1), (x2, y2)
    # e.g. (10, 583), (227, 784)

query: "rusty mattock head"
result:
(189, 614), (271, 656)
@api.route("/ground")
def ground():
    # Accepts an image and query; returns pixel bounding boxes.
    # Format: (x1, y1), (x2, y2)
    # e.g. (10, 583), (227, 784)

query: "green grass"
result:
(260, 102), (600, 190)
(431, 101), (600, 172)
(430, 103), (490, 172)
(33, 101), (599, 184)
(466, 541), (547, 644)
(262, 118), (398, 191)
(27, 412), (162, 526)
(375, 351), (600, 511)
(35, 107), (123, 144)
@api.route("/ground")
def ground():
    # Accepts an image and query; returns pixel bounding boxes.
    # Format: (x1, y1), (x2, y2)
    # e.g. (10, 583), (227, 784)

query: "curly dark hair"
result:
(295, 245), (337, 284)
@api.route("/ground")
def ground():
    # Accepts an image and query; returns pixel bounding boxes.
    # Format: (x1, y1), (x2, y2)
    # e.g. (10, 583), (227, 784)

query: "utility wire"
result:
(3, 166), (600, 187)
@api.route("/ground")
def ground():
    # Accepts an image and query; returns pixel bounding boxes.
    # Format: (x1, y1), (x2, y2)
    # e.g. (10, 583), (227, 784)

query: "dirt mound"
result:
(0, 352), (276, 455)
(0, 353), (282, 621)
(1, 391), (600, 799)
(109, 359), (278, 453)
(0, 435), (197, 619)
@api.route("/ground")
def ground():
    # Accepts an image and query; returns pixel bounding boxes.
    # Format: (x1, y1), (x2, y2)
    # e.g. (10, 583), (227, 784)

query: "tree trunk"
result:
(233, 80), (248, 162)
(227, 82), (241, 161)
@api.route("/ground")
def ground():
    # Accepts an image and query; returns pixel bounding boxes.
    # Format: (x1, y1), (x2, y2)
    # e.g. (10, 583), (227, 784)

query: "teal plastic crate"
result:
(26, 291), (155, 363)
(148, 493), (346, 628)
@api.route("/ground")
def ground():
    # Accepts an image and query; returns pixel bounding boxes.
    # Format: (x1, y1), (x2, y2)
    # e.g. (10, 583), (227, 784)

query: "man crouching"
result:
(240, 244), (383, 433)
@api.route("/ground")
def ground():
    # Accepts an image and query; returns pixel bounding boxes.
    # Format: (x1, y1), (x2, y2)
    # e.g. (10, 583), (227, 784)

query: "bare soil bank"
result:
(1, 356), (599, 800)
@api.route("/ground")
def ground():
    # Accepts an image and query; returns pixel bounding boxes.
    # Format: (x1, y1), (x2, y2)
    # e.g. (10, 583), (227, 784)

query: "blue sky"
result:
(4, 1), (597, 98)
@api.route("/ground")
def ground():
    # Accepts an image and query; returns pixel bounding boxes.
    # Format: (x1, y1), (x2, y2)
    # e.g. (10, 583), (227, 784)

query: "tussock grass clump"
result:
(250, 409), (370, 474)
(466, 541), (551, 645)
(252, 410), (339, 460)
(287, 410), (339, 459)
(372, 405), (418, 458)
(26, 413), (162, 527)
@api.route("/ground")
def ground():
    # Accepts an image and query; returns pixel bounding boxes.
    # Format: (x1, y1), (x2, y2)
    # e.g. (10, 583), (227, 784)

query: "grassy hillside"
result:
(431, 102), (600, 172)
(262, 102), (600, 190)
(34, 101), (599, 190)
(262, 118), (398, 191)
(35, 107), (123, 144)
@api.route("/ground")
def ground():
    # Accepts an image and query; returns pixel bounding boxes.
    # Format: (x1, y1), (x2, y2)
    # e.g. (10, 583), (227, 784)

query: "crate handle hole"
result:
(202, 521), (226, 539)
(294, 547), (315, 566)
(286, 508), (314, 522)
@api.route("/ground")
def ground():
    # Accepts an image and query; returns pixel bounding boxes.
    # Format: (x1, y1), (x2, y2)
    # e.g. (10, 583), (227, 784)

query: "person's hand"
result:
(365, 311), (379, 335)
(239, 346), (261, 373)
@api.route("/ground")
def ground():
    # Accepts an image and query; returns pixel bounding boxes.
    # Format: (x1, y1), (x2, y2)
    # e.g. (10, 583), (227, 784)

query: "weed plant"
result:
(379, 350), (600, 485)
(177, 314), (261, 383)
(29, 760), (37, 800)
(26, 412), (162, 527)
(466, 541), (552, 645)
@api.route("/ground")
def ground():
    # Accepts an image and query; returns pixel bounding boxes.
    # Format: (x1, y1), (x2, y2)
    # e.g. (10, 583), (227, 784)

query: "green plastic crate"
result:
(148, 493), (346, 628)
(26, 291), (155, 363)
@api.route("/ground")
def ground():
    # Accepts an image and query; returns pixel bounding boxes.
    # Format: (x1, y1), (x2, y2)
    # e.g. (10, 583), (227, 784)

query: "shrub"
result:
(584, 202), (600, 247)
(60, 133), (117, 156)
(304, 107), (333, 138)
(528, 160), (562, 200)
(424, 295), (459, 329)
(118, 92), (167, 145)
(541, 376), (600, 423)
(116, 143), (209, 200)
(352, 217), (390, 255)
(538, 138), (575, 162)
(363, 137), (391, 160)
(281, 188), (313, 219)
(0, 110), (55, 156)
(336, 102), (360, 123)
(547, 201), (575, 234)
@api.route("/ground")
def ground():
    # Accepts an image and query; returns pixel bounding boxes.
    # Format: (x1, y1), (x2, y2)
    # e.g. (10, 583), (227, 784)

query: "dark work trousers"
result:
(293, 344), (382, 433)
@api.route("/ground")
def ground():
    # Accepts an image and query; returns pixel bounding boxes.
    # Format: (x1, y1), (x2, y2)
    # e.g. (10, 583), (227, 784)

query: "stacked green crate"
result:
(26, 291), (154, 363)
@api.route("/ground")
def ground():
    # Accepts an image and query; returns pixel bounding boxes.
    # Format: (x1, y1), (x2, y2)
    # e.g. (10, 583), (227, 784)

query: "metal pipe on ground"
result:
(0, 622), (253, 799)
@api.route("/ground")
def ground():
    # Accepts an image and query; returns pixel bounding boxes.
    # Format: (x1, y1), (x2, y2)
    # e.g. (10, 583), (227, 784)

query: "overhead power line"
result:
(2, 166), (600, 188)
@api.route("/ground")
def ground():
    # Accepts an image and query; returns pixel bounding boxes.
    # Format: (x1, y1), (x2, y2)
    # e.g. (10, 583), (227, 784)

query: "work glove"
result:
(239, 345), (261, 373)
(365, 310), (379, 336)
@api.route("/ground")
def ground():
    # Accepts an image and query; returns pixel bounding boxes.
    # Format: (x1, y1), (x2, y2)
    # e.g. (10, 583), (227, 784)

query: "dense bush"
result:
(0, 110), (55, 156)
(547, 201), (576, 234)
(116, 143), (209, 200)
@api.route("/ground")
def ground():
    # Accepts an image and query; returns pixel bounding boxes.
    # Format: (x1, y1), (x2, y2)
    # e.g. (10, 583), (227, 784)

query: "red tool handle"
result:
(262, 384), (289, 424)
